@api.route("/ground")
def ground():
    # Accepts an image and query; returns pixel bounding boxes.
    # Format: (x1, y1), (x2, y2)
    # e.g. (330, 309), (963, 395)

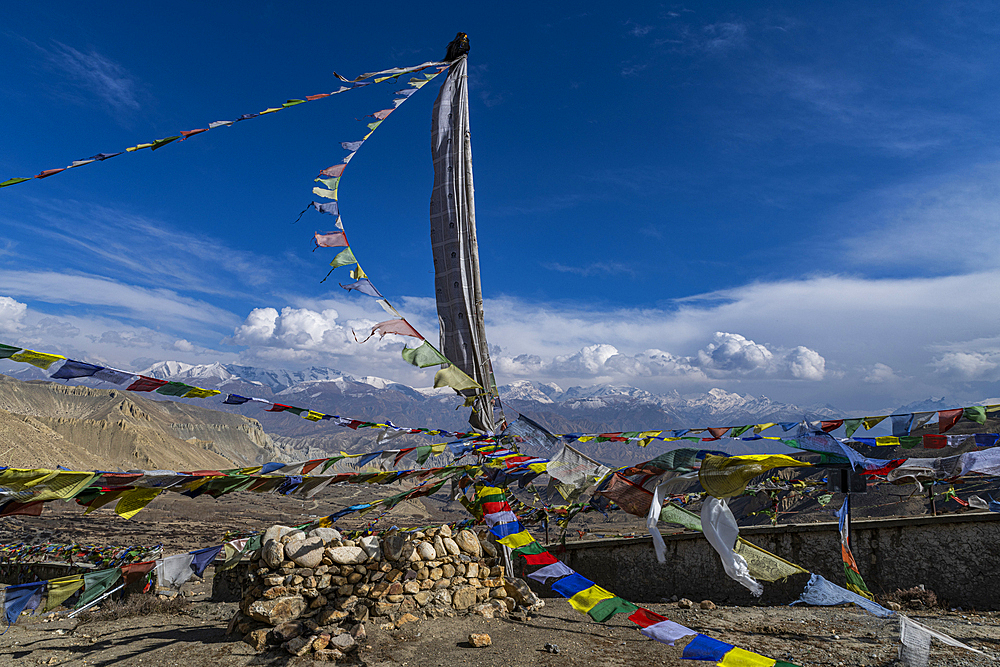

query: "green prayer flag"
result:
(964, 406), (987, 424)
(283, 99), (305, 107)
(150, 136), (180, 150)
(330, 247), (357, 269)
(77, 568), (122, 608)
(899, 436), (922, 449)
(0, 344), (22, 359)
(401, 340), (450, 368)
(0, 177), (30, 188)
(513, 542), (546, 557)
(415, 446), (433, 465)
(155, 381), (195, 396)
(587, 596), (639, 623)
(729, 425), (753, 438)
(659, 503), (703, 532)
(844, 418), (863, 438)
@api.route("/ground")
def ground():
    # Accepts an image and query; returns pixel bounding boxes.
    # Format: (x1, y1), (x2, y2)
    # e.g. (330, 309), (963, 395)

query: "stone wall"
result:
(232, 523), (539, 661)
(533, 512), (1000, 610)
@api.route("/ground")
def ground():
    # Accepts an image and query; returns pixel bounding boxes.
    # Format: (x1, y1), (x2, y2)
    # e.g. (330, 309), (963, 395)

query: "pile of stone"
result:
(233, 523), (539, 661)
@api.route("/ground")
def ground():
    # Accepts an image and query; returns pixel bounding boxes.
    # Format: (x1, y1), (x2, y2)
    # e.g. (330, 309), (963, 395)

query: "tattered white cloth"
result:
(700, 497), (762, 596)
(899, 614), (990, 667)
(155, 553), (195, 589)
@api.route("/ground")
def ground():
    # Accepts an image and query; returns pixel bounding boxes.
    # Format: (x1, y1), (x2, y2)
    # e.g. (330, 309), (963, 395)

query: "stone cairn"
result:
(233, 523), (541, 661)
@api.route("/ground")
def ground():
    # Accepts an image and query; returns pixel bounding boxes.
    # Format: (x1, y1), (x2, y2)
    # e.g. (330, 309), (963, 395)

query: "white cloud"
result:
(932, 351), (1000, 381)
(863, 362), (902, 384)
(0, 297), (27, 332)
(697, 332), (774, 373)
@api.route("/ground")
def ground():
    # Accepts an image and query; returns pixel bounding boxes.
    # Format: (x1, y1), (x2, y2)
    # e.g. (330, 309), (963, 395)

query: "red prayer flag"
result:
(706, 427), (730, 439)
(35, 168), (66, 179)
(0, 500), (44, 517)
(372, 319), (422, 340)
(482, 501), (511, 514)
(314, 231), (349, 247)
(821, 420), (844, 432)
(126, 376), (168, 392)
(923, 434), (947, 449)
(180, 128), (209, 139)
(267, 403), (294, 412)
(121, 561), (156, 584)
(306, 93), (331, 100)
(522, 550), (558, 566)
(301, 459), (326, 475)
(319, 164), (346, 178)
(628, 607), (668, 628)
(939, 409), (963, 433)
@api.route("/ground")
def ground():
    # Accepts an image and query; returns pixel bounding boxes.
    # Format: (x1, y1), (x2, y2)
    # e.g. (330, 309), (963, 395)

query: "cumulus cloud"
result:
(489, 332), (822, 383)
(863, 362), (902, 384)
(932, 351), (1000, 381)
(0, 297), (27, 332)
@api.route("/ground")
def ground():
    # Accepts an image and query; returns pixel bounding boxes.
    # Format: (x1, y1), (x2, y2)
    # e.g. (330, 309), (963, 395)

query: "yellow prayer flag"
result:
(734, 538), (809, 582)
(0, 468), (98, 503)
(433, 365), (481, 392)
(497, 530), (535, 549)
(303, 410), (325, 421)
(875, 436), (900, 447)
(43, 575), (84, 612)
(259, 107), (282, 114)
(528, 462), (548, 473)
(10, 349), (65, 369)
(430, 443), (447, 455)
(863, 416), (888, 430)
(577, 436), (595, 443)
(115, 488), (162, 520)
(699, 454), (811, 499)
(719, 647), (777, 667)
(313, 186), (338, 200)
(754, 423), (777, 434)
(84, 488), (130, 514)
(567, 584), (616, 613)
(183, 387), (221, 398)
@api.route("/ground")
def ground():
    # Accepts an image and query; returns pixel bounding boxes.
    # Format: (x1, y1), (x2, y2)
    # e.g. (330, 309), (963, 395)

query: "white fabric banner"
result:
(700, 497), (763, 596)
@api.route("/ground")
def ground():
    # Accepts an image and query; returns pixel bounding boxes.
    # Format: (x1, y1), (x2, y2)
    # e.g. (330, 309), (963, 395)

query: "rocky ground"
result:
(1, 586), (998, 667)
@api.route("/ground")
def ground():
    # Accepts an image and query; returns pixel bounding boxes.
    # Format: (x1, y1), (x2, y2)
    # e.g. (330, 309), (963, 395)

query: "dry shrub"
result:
(881, 586), (940, 608)
(76, 594), (189, 622)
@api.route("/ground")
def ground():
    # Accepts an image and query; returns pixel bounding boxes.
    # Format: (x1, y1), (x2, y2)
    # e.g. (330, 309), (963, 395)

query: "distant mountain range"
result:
(9, 357), (982, 466)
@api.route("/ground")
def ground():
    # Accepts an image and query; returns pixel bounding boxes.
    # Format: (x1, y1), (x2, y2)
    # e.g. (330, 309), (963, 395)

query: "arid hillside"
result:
(0, 374), (282, 472)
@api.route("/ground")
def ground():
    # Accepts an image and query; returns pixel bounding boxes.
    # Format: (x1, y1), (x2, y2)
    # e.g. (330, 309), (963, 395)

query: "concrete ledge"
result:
(525, 512), (1000, 610)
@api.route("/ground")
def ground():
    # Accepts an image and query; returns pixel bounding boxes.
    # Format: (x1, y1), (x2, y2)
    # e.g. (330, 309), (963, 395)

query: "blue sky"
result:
(3, 2), (1000, 412)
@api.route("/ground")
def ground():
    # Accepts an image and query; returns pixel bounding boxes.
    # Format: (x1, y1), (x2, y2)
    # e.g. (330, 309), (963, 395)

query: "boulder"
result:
(327, 546), (368, 565)
(383, 534), (414, 562)
(247, 596), (307, 625)
(330, 633), (357, 652)
(468, 633), (492, 648)
(263, 525), (294, 544)
(280, 529), (306, 544)
(243, 628), (269, 651)
(432, 536), (447, 558)
(262, 540), (284, 569)
(442, 537), (461, 556)
(359, 536), (381, 560)
(271, 621), (304, 642)
(454, 530), (481, 557)
(286, 537), (325, 569)
(478, 533), (497, 557)
(452, 587), (477, 610)
(314, 648), (344, 662)
(284, 635), (312, 656)
(308, 527), (342, 544)
(416, 541), (437, 560)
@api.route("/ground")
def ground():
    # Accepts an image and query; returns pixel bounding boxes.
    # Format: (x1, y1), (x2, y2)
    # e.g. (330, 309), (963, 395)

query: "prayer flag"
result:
(513, 542), (558, 565)
(155, 382), (196, 397)
(681, 634), (732, 662)
(184, 387), (221, 398)
(587, 596), (638, 623)
(371, 319), (422, 339)
(93, 368), (133, 384)
(43, 575), (84, 612)
(120, 561), (156, 585)
(639, 618), (696, 646)
(9, 349), (65, 370)
(964, 406), (987, 424)
(939, 408), (963, 433)
(4, 582), (45, 626)
(126, 376), (168, 392)
(156, 553), (196, 589)
(190, 545), (224, 576)
(114, 488), (162, 520)
(699, 454), (810, 499)
(401, 340), (449, 367)
(734, 539), (809, 582)
(329, 247), (357, 269)
(862, 416), (887, 430)
(891, 414), (914, 436)
(496, 530), (535, 549)
(526, 561), (574, 585)
(50, 359), (102, 380)
(844, 418), (863, 438)
(315, 231), (349, 247)
(433, 364), (481, 392)
(77, 568), (122, 608)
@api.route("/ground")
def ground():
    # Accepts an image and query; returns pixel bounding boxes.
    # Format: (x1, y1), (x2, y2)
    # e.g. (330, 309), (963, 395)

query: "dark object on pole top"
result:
(445, 32), (470, 61)
(827, 468), (868, 493)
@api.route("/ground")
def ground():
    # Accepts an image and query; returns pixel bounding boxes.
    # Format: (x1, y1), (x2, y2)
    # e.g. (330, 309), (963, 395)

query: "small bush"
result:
(881, 586), (940, 609)
(76, 594), (189, 622)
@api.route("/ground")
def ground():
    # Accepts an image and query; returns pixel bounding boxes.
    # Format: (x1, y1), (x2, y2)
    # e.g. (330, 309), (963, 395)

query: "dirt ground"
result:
(2, 488), (999, 666)
(1, 587), (998, 667)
